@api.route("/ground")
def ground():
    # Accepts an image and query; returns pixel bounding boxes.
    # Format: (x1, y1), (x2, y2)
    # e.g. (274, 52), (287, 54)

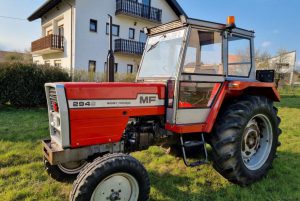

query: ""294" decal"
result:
(72, 101), (96, 107)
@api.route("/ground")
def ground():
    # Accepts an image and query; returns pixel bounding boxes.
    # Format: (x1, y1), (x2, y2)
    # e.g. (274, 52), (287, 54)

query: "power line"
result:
(0, 15), (27, 21)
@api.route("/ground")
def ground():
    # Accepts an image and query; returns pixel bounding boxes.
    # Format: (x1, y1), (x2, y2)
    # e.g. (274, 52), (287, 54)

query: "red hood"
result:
(63, 82), (166, 100)
(57, 82), (166, 148)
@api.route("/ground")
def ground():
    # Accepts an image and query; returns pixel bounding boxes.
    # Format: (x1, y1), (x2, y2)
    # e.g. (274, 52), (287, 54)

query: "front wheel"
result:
(70, 153), (150, 201)
(210, 95), (281, 186)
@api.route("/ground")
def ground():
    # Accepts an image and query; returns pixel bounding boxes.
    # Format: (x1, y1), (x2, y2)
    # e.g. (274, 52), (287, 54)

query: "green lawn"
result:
(0, 90), (300, 201)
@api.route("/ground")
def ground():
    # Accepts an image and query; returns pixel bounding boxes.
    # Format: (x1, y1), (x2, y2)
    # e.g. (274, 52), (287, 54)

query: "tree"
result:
(255, 49), (271, 69)
(4, 50), (32, 63)
(272, 49), (292, 88)
(4, 52), (23, 62)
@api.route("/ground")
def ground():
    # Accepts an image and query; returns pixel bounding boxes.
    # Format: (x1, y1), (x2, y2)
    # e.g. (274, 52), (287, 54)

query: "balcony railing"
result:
(115, 39), (145, 56)
(116, 0), (162, 23)
(31, 34), (64, 54)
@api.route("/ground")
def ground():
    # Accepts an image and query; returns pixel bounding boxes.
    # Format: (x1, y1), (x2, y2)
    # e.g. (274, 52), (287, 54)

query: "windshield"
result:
(138, 29), (186, 78)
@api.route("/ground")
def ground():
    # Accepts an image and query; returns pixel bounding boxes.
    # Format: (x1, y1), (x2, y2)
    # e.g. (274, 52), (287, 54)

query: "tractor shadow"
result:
(147, 149), (300, 201)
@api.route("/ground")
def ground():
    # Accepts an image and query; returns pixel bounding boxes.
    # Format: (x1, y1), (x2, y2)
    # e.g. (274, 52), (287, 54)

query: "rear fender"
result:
(205, 81), (280, 134)
(227, 81), (280, 102)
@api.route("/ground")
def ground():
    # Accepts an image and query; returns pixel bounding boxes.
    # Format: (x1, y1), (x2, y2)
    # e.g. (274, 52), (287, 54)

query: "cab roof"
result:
(147, 16), (255, 38)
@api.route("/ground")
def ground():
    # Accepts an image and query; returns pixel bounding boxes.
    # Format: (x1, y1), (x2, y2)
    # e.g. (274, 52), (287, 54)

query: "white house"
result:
(28, 0), (186, 74)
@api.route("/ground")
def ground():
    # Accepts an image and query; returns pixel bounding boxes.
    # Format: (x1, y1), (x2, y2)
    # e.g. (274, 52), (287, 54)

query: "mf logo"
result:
(140, 95), (157, 104)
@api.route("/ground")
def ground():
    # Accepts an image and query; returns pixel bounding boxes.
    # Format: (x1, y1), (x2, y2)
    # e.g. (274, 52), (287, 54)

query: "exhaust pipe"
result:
(107, 14), (115, 82)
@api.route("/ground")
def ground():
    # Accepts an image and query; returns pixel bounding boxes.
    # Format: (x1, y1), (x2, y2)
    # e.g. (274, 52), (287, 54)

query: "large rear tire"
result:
(210, 95), (281, 186)
(70, 153), (150, 201)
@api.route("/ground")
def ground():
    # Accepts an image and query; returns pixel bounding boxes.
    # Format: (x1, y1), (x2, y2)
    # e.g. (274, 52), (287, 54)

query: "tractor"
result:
(43, 16), (281, 201)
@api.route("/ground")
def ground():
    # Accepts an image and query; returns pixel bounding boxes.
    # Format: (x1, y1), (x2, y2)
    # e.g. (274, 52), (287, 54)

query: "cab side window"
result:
(228, 36), (252, 77)
(183, 29), (223, 75)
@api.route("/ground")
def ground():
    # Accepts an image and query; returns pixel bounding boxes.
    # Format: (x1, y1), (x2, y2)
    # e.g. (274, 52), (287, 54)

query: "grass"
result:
(0, 89), (300, 201)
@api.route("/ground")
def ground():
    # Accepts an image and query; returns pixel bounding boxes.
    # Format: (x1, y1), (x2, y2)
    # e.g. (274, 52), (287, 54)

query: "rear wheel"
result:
(44, 159), (87, 182)
(70, 153), (150, 201)
(210, 95), (281, 186)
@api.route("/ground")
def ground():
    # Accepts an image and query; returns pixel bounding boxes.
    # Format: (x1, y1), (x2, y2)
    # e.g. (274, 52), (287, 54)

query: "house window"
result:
(106, 23), (120, 36)
(115, 63), (118, 73)
(104, 62), (118, 73)
(104, 62), (107, 72)
(129, 28), (135, 39)
(45, 60), (50, 67)
(47, 30), (53, 36)
(58, 25), (64, 36)
(127, 64), (133, 73)
(54, 60), (61, 67)
(90, 19), (97, 32)
(142, 0), (151, 6)
(88, 60), (96, 73)
(139, 30), (147, 43)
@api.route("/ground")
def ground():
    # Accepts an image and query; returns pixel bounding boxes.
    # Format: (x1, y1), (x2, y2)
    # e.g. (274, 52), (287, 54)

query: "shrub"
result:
(72, 70), (106, 82)
(0, 64), (10, 104)
(72, 70), (136, 82)
(115, 73), (136, 82)
(0, 63), (70, 107)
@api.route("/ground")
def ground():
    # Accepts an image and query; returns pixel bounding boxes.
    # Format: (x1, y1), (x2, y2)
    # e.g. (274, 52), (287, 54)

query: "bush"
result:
(72, 70), (106, 82)
(115, 73), (136, 82)
(0, 63), (70, 107)
(72, 70), (136, 82)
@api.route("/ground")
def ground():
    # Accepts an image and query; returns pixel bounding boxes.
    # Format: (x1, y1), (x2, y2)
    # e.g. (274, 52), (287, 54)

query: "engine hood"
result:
(49, 82), (166, 148)
(64, 82), (165, 99)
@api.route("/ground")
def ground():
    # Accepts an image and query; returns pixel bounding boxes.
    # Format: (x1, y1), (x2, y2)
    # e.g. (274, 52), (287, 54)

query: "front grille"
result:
(49, 87), (58, 111)
(48, 87), (60, 137)
(52, 127), (60, 137)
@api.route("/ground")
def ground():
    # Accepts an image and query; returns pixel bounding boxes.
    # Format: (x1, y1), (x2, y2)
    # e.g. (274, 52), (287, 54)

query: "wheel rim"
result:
(57, 161), (87, 174)
(241, 114), (273, 171)
(91, 173), (139, 201)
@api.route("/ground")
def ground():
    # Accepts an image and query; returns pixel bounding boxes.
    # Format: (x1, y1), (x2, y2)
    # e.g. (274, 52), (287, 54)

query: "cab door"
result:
(172, 28), (225, 126)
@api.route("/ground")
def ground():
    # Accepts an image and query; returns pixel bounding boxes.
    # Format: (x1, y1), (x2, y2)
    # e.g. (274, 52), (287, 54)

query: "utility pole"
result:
(107, 15), (115, 82)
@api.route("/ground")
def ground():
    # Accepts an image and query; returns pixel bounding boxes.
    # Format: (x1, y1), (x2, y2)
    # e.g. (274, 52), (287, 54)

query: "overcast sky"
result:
(0, 0), (299, 70)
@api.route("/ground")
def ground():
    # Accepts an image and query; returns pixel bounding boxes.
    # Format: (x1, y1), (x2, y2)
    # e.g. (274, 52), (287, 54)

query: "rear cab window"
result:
(228, 36), (252, 77)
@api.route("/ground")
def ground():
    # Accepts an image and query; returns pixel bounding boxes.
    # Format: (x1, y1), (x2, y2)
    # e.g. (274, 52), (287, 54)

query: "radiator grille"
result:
(49, 87), (58, 111)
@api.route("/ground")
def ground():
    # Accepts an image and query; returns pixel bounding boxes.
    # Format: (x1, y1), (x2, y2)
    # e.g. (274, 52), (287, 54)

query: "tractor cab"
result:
(137, 16), (257, 131)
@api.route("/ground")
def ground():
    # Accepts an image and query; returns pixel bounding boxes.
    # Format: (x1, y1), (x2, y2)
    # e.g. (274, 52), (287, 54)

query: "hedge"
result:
(0, 63), (71, 107)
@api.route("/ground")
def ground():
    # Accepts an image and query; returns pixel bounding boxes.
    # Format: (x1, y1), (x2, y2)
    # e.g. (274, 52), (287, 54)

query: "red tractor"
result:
(43, 16), (281, 201)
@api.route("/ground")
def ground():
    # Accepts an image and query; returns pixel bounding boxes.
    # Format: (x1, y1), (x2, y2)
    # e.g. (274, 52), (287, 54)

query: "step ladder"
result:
(180, 133), (208, 167)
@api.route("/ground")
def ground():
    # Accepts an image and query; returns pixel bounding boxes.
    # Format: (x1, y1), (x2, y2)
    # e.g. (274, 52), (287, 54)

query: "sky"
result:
(0, 0), (299, 70)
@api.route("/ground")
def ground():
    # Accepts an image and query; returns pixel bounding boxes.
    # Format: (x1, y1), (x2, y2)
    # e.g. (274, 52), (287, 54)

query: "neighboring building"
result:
(28, 0), (186, 74)
(268, 51), (296, 85)
(256, 51), (297, 85)
(293, 70), (300, 85)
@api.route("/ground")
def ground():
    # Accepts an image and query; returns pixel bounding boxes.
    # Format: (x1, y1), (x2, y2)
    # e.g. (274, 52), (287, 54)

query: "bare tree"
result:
(4, 50), (32, 63)
(255, 49), (271, 70)
(4, 52), (23, 62)
(272, 49), (292, 88)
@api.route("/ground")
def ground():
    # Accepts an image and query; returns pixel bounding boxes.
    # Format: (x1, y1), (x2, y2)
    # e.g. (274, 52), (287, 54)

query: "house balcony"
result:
(114, 39), (145, 56)
(31, 34), (64, 54)
(116, 0), (162, 23)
